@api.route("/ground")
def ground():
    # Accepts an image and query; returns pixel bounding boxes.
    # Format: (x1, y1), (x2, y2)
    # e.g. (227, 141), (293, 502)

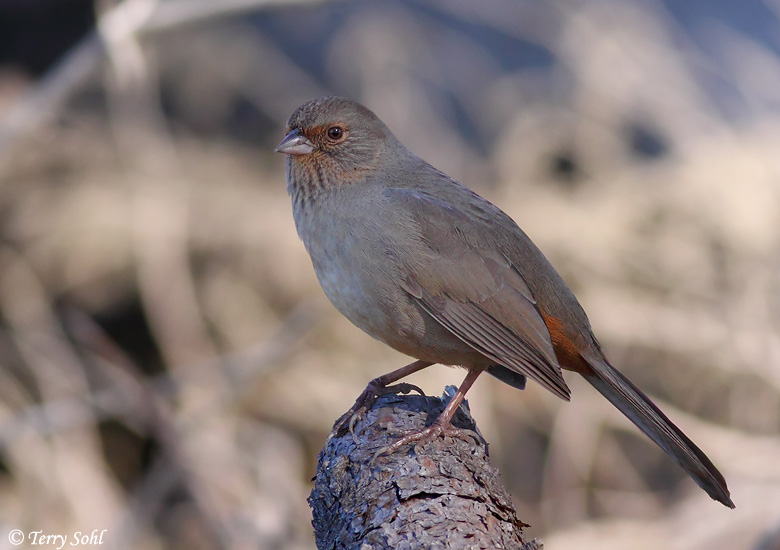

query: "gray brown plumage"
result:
(276, 96), (734, 508)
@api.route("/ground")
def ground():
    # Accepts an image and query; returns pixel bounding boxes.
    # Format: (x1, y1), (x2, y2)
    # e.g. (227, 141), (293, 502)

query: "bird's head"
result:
(276, 96), (399, 196)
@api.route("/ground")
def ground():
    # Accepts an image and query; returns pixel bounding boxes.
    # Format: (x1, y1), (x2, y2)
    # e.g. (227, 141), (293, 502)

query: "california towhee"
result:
(276, 96), (733, 508)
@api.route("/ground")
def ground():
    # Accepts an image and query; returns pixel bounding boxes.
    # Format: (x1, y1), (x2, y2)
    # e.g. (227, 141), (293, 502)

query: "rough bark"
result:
(309, 386), (543, 549)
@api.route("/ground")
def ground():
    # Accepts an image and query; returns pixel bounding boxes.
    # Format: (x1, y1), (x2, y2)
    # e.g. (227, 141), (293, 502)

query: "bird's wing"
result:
(385, 187), (570, 400)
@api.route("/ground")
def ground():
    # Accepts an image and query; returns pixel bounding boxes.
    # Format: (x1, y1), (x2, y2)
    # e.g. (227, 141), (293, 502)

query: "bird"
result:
(275, 96), (734, 508)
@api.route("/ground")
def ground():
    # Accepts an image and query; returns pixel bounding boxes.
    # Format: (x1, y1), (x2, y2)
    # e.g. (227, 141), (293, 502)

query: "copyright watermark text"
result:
(7, 529), (107, 549)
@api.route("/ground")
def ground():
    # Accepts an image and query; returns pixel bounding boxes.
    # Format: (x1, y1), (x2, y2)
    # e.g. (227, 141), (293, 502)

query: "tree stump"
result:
(309, 386), (542, 549)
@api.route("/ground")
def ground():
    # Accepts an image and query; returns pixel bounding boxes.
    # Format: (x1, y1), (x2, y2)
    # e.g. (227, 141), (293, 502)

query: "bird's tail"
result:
(581, 357), (734, 508)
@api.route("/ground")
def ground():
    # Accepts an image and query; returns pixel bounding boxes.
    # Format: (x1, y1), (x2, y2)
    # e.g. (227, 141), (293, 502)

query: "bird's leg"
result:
(373, 367), (484, 459)
(330, 359), (434, 438)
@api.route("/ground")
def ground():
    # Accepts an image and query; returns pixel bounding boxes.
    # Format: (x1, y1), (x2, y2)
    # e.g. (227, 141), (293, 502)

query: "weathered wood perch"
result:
(309, 386), (543, 549)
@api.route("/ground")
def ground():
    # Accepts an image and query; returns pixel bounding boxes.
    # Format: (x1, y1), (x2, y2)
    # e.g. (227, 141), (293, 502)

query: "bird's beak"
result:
(275, 128), (314, 155)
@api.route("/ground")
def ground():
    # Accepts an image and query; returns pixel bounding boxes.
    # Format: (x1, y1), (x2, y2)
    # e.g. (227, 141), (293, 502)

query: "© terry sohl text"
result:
(10, 529), (107, 549)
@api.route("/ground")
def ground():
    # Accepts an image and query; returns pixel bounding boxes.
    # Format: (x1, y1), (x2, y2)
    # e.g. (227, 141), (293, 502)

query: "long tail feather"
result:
(582, 358), (734, 508)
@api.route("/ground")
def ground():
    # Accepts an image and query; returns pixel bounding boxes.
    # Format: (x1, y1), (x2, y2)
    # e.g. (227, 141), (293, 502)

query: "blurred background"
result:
(1, 0), (779, 548)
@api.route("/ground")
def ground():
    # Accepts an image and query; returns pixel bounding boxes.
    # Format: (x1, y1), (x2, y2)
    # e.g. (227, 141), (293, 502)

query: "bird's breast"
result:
(294, 190), (415, 343)
(292, 188), (486, 365)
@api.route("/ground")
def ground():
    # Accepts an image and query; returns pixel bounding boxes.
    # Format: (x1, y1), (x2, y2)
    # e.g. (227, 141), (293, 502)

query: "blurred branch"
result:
(310, 388), (538, 549)
(0, 301), (318, 444)
(0, 298), (317, 549)
(0, 245), (123, 528)
(0, 0), (331, 168)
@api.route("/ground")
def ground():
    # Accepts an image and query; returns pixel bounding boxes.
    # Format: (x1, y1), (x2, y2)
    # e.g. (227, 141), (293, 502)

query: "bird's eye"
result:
(326, 126), (345, 141)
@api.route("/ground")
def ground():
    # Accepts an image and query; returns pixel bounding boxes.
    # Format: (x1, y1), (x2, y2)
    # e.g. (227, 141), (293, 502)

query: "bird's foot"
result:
(329, 379), (426, 441)
(371, 418), (482, 462)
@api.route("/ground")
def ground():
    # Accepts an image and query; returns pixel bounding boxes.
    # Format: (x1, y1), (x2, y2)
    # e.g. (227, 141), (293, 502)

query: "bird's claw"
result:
(329, 380), (427, 441)
(388, 381), (426, 398)
(370, 421), (482, 463)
